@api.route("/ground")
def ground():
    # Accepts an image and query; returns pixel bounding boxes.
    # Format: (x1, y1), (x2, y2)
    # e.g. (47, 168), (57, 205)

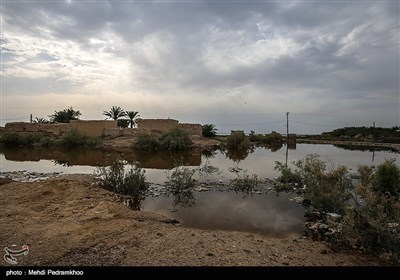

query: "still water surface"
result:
(1, 144), (398, 237)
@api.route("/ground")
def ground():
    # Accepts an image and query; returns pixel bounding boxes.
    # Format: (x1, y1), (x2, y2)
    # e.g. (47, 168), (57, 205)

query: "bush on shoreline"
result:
(94, 158), (149, 197)
(165, 166), (196, 207)
(274, 155), (400, 264)
(229, 172), (260, 197)
(134, 128), (193, 151)
(249, 130), (283, 145)
(60, 128), (98, 148)
(226, 131), (251, 150)
(0, 129), (98, 148)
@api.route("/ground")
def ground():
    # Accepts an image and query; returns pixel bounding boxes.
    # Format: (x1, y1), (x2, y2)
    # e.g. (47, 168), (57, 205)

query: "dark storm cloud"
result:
(1, 0), (398, 130)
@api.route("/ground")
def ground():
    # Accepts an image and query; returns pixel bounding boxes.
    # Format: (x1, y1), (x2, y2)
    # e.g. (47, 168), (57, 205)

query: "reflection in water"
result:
(285, 142), (297, 166)
(229, 172), (258, 198)
(2, 143), (399, 237)
(165, 166), (196, 208)
(123, 195), (145, 211)
(333, 144), (397, 153)
(270, 143), (283, 152)
(223, 146), (255, 174)
(133, 150), (201, 169)
(197, 158), (220, 180)
(144, 191), (305, 237)
(285, 144), (288, 166)
(224, 147), (254, 163)
(170, 189), (195, 208)
(201, 149), (217, 159)
(333, 144), (400, 162)
(53, 159), (72, 167)
(0, 146), (202, 169)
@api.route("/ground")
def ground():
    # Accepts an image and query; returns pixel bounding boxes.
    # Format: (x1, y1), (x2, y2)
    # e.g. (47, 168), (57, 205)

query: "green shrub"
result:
(357, 165), (374, 187)
(305, 166), (352, 215)
(0, 132), (27, 147)
(165, 166), (196, 207)
(60, 128), (97, 148)
(134, 131), (161, 150)
(341, 185), (400, 264)
(373, 159), (400, 198)
(202, 124), (217, 137)
(50, 107), (81, 123)
(0, 132), (61, 147)
(249, 131), (283, 144)
(95, 158), (149, 197)
(274, 154), (352, 215)
(275, 155), (400, 264)
(226, 131), (251, 150)
(134, 128), (192, 151)
(160, 128), (192, 150)
(39, 137), (55, 147)
(274, 161), (302, 191)
(230, 172), (260, 197)
(25, 133), (43, 146)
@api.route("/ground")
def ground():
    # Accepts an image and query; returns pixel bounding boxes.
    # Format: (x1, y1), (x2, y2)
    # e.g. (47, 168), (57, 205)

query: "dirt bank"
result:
(0, 176), (386, 266)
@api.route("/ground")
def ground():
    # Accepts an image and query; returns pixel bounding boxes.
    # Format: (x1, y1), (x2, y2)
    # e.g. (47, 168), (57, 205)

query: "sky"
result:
(1, 0), (399, 134)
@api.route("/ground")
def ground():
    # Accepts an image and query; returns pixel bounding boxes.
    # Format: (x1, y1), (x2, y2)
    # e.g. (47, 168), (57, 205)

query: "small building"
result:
(287, 133), (297, 142)
(231, 130), (244, 135)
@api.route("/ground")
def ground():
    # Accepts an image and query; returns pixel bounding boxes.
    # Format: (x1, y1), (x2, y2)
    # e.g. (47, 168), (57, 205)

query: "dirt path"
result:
(0, 177), (386, 266)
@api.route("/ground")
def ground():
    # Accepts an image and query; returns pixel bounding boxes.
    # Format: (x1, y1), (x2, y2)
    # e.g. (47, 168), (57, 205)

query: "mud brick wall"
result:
(137, 119), (179, 132)
(287, 134), (297, 141)
(103, 128), (122, 137)
(2, 119), (202, 138)
(122, 128), (137, 136)
(4, 122), (40, 132)
(178, 123), (202, 136)
(4, 122), (69, 137)
(70, 120), (117, 137)
(39, 123), (69, 136)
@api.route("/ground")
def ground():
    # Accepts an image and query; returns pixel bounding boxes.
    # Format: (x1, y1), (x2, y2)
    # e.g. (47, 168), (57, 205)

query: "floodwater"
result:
(0, 144), (398, 237)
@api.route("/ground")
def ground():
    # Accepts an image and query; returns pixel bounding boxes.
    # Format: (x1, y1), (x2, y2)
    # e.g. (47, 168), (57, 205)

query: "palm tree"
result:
(103, 106), (126, 121)
(33, 117), (49, 124)
(202, 124), (218, 137)
(49, 107), (81, 123)
(125, 111), (140, 128)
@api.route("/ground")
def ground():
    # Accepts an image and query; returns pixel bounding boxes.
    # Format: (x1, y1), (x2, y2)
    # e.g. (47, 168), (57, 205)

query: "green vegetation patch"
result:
(249, 130), (283, 145)
(134, 128), (193, 151)
(60, 128), (98, 148)
(226, 131), (251, 150)
(95, 158), (149, 197)
(274, 155), (400, 264)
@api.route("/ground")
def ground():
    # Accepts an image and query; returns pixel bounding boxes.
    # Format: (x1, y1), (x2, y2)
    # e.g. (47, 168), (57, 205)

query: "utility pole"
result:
(372, 121), (375, 143)
(30, 114), (32, 123)
(286, 112), (289, 140)
(372, 121), (375, 162)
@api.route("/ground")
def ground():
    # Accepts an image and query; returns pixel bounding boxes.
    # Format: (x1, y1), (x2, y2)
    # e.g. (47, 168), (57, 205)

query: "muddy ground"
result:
(0, 176), (387, 266)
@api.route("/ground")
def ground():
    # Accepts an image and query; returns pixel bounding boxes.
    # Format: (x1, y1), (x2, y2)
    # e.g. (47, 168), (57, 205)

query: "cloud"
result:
(1, 0), (398, 133)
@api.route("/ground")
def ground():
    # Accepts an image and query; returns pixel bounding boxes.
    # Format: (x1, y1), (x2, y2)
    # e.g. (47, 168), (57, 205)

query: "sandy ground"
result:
(0, 176), (387, 266)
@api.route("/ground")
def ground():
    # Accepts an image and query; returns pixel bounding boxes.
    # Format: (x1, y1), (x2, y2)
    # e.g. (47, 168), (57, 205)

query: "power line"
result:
(217, 120), (285, 126)
(291, 120), (338, 128)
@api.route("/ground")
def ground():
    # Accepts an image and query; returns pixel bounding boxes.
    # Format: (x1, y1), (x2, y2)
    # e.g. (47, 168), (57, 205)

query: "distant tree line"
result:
(321, 126), (400, 143)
